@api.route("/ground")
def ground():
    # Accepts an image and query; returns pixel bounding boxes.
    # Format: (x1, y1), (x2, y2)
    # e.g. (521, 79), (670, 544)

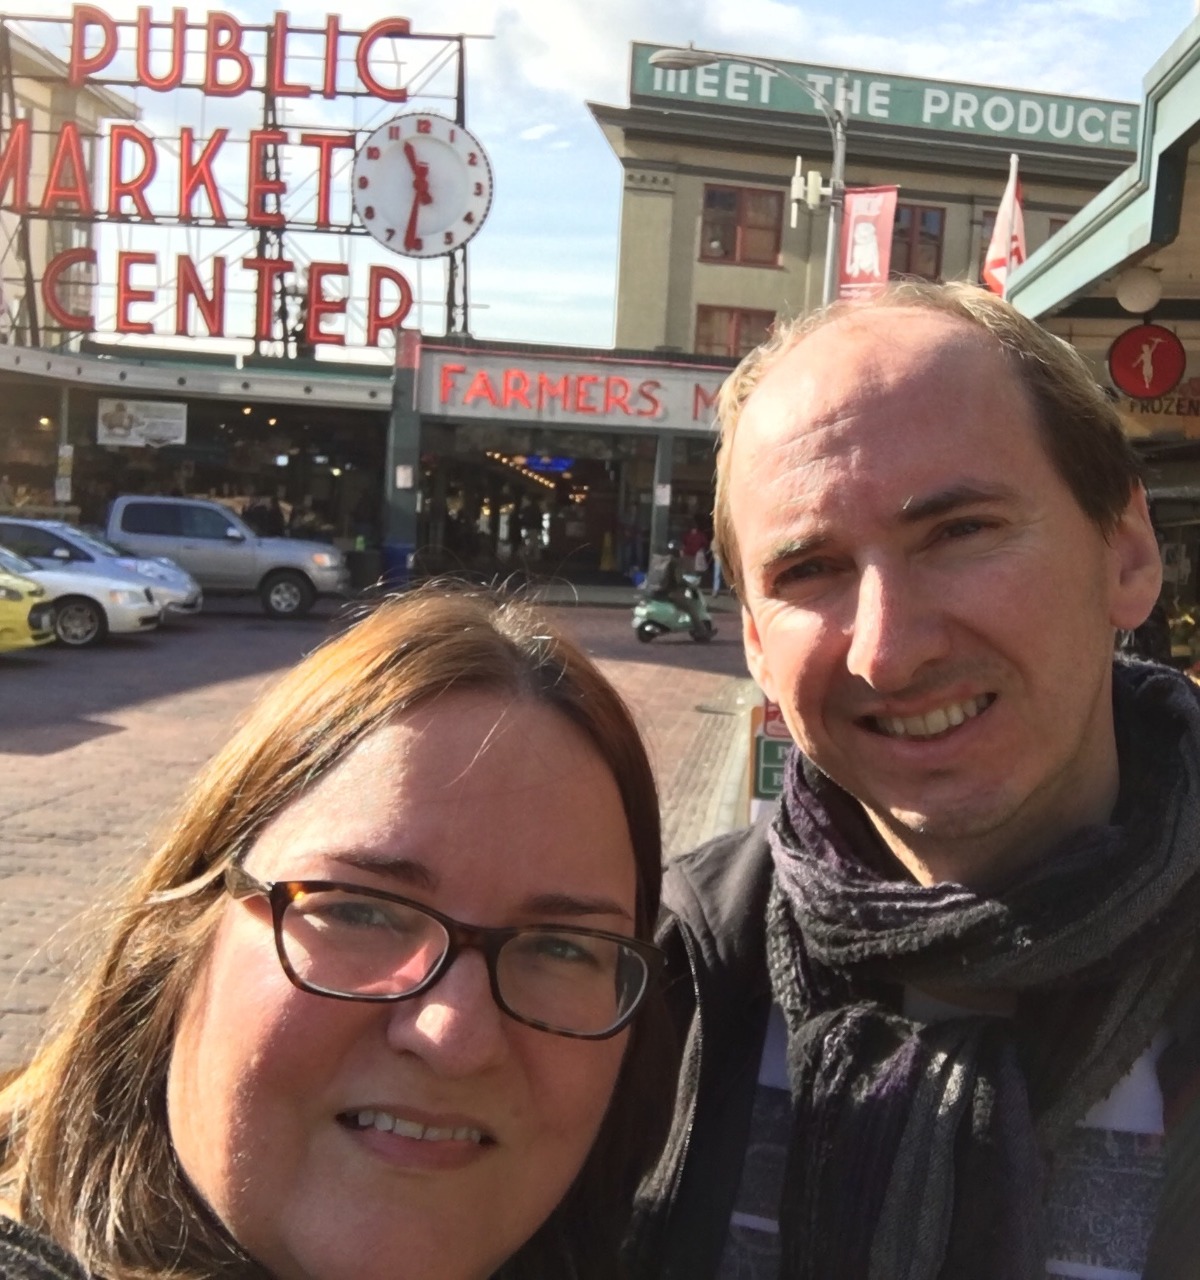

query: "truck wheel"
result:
(54, 596), (108, 648)
(260, 571), (315, 619)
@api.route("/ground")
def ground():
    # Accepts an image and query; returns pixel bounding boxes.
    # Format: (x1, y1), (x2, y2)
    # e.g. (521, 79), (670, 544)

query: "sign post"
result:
(749, 696), (792, 821)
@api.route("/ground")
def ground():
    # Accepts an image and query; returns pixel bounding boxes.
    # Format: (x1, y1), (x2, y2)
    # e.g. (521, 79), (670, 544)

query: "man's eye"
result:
(772, 559), (830, 589)
(938, 518), (989, 540)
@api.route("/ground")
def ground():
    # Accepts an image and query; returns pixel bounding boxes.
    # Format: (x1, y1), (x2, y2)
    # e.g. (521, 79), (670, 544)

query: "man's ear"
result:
(1109, 484), (1164, 631)
(742, 605), (779, 702)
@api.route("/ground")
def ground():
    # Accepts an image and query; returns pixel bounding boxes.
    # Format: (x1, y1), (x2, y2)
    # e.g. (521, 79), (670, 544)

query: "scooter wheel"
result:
(691, 621), (715, 643)
(636, 623), (658, 643)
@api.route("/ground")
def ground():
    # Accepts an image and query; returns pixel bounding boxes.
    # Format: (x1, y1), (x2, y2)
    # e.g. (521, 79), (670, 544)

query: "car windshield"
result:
(0, 545), (37, 576)
(69, 529), (123, 557)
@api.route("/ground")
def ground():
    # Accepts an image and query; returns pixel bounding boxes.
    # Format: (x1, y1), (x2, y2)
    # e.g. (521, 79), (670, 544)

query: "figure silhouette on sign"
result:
(1136, 338), (1163, 390)
(846, 220), (881, 279)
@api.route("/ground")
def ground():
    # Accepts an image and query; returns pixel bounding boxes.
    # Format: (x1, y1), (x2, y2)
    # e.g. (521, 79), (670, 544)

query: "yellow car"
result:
(0, 566), (55, 653)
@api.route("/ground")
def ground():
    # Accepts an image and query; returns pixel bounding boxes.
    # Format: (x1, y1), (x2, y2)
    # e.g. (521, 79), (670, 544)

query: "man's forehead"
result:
(741, 309), (1008, 439)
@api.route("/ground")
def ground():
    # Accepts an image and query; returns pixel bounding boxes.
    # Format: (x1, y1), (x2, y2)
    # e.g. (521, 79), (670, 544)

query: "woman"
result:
(0, 588), (672, 1280)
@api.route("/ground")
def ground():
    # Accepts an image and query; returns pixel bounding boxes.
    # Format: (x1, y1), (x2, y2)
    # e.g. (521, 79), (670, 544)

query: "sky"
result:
(11, 0), (1200, 357)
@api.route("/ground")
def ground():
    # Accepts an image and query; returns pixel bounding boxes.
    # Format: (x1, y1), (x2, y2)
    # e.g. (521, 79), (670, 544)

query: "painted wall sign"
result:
(96, 398), (187, 447)
(1118, 376), (1200, 439)
(631, 43), (1139, 153)
(419, 347), (729, 434)
(1108, 324), (1187, 399)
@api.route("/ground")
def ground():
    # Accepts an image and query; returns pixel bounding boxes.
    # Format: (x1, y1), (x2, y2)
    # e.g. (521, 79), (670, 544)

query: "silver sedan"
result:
(0, 545), (160, 647)
(0, 518), (203, 619)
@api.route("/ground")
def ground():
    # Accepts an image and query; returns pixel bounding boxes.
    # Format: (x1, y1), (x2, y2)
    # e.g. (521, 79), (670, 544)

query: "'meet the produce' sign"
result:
(631, 43), (1138, 153)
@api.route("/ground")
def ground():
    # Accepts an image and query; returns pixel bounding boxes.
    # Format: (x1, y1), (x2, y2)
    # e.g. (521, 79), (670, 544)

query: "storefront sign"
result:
(838, 186), (897, 300)
(420, 347), (729, 433)
(97, 399), (188, 447)
(632, 44), (1138, 153)
(55, 444), (74, 503)
(0, 7), (473, 346)
(1108, 324), (1187, 399)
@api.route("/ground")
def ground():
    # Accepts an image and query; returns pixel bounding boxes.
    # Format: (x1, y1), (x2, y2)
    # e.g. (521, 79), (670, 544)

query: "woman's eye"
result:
(521, 933), (602, 967)
(310, 899), (406, 931)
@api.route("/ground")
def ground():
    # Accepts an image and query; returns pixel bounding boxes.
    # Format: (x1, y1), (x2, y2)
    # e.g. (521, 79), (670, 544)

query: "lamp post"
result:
(647, 45), (847, 306)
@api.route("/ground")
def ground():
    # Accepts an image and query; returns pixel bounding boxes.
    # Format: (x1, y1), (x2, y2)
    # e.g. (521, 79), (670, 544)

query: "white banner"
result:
(97, 399), (188, 448)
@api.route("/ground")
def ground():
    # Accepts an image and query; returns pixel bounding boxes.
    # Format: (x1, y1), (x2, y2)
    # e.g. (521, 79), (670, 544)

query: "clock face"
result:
(351, 113), (494, 259)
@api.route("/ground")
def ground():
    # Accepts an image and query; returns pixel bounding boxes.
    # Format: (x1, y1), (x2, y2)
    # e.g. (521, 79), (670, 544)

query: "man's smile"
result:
(862, 693), (995, 740)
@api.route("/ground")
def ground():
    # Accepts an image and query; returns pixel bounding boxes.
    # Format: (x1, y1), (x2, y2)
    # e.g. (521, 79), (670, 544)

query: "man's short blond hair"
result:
(712, 280), (1141, 594)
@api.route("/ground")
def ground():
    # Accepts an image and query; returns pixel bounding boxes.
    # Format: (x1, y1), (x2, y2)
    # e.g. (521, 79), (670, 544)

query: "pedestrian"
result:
(681, 518), (710, 576)
(627, 281), (1197, 1280)
(1, 588), (674, 1280)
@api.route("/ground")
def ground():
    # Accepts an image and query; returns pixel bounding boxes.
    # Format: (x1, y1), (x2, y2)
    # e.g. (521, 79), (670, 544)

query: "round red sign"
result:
(1108, 323), (1187, 399)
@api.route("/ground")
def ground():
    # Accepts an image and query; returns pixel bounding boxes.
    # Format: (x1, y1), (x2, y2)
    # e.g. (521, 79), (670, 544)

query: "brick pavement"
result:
(0, 596), (754, 1069)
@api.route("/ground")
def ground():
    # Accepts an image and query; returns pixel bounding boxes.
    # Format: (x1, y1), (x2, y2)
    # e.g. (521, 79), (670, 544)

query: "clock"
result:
(351, 112), (494, 259)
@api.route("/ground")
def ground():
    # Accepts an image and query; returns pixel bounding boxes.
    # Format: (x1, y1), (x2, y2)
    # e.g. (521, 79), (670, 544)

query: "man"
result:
(629, 282), (1200, 1280)
(645, 539), (707, 634)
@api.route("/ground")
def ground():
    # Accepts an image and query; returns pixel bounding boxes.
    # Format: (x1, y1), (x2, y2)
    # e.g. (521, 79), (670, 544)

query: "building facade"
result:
(591, 44), (1138, 358)
(1008, 13), (1200, 618)
(0, 29), (135, 348)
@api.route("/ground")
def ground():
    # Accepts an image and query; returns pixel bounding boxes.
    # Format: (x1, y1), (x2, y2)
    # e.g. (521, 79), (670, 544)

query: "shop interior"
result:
(413, 424), (718, 584)
(0, 374), (388, 549)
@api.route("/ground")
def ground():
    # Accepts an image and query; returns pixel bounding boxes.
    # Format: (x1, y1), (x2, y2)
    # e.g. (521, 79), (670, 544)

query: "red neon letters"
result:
(68, 7), (411, 102)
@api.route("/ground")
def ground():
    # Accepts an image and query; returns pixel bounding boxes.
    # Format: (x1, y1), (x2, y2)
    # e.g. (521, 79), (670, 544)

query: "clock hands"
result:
(403, 141), (434, 251)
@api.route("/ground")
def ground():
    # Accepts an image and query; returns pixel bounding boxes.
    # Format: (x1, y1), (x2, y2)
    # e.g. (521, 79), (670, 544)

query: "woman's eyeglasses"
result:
(224, 863), (663, 1040)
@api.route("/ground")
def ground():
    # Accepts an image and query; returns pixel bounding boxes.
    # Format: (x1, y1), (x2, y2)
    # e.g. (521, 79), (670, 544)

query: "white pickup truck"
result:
(106, 495), (351, 618)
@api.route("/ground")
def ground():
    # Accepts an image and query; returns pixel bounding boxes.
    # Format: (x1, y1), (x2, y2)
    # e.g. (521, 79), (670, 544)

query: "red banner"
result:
(837, 185), (898, 300)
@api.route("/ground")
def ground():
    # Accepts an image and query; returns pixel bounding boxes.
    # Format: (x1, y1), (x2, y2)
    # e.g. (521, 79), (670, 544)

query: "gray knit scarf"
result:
(766, 660), (1200, 1279)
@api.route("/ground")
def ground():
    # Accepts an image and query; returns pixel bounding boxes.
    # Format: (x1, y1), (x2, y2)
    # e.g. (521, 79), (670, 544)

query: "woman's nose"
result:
(385, 950), (511, 1077)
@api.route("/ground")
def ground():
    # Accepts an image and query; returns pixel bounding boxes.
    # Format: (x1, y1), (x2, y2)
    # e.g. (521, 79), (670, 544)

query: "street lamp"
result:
(647, 44), (847, 306)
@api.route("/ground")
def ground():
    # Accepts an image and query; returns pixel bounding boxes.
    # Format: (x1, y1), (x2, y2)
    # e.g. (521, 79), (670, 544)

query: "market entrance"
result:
(415, 423), (657, 582)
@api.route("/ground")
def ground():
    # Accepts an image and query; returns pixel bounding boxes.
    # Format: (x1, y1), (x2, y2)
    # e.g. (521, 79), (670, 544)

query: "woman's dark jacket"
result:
(0, 1218), (89, 1280)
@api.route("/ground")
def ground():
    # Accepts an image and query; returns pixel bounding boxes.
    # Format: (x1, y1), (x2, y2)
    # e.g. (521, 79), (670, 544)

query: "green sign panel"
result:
(631, 44), (1138, 153)
(755, 737), (790, 800)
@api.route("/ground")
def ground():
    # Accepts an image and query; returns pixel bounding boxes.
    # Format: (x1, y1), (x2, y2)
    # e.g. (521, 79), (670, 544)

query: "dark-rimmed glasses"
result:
(224, 863), (663, 1040)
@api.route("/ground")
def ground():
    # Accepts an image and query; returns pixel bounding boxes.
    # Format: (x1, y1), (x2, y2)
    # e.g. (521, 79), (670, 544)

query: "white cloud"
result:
(518, 122), (559, 141)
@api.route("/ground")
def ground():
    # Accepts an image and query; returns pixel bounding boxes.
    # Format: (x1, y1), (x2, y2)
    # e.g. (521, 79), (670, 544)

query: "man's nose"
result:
(385, 950), (510, 1076)
(845, 562), (949, 691)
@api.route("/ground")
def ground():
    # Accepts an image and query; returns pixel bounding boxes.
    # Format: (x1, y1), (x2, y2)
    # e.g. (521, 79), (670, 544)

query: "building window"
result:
(700, 186), (783, 266)
(695, 306), (775, 358)
(891, 204), (944, 280)
(1047, 215), (1071, 239)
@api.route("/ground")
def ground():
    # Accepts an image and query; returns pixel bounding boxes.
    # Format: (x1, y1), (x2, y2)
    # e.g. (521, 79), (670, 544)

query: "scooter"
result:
(632, 574), (716, 643)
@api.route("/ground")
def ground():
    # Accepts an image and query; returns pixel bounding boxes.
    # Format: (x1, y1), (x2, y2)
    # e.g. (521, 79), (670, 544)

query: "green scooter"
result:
(631, 574), (716, 643)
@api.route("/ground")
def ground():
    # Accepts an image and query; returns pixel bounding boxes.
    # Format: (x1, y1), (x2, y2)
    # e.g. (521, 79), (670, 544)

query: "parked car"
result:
(105, 496), (351, 619)
(0, 561), (55, 654)
(0, 517), (202, 619)
(0, 544), (160, 648)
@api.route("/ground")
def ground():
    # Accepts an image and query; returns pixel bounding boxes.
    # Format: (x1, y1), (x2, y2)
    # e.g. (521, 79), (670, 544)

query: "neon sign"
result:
(0, 7), (478, 347)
